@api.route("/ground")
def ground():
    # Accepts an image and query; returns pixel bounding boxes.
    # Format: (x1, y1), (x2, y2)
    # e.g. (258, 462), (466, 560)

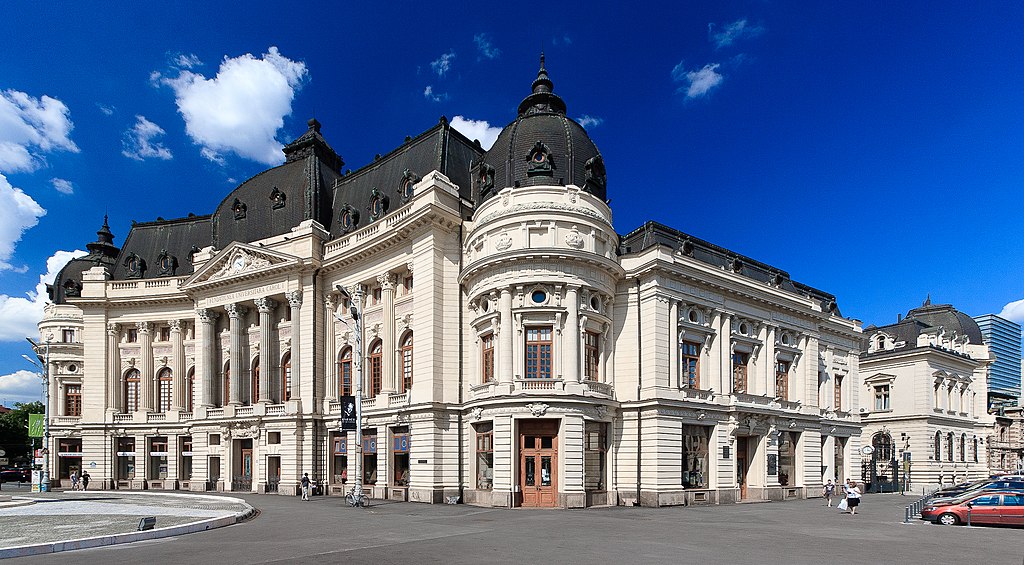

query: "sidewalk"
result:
(0, 490), (254, 558)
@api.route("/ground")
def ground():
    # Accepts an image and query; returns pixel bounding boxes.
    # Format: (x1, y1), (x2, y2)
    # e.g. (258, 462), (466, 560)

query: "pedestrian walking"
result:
(844, 479), (862, 515)
(70, 471), (80, 491)
(301, 473), (314, 501)
(822, 479), (836, 507)
(81, 470), (91, 491)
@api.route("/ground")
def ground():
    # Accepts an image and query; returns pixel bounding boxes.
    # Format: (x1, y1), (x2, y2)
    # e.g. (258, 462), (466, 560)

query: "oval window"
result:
(781, 334), (790, 345)
(341, 210), (353, 230)
(370, 197), (383, 217)
(688, 310), (699, 323)
(531, 290), (547, 304)
(480, 299), (490, 313)
(590, 296), (600, 311)
(67, 364), (78, 373)
(739, 323), (748, 335)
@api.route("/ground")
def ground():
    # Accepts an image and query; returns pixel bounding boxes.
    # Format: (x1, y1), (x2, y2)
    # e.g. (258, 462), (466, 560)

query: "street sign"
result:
(28, 414), (44, 438)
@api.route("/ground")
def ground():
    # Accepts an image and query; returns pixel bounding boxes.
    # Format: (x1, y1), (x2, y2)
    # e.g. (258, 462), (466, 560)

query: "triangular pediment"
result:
(180, 242), (301, 290)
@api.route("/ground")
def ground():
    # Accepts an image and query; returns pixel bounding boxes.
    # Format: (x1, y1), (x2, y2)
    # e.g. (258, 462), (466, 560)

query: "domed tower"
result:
(460, 57), (622, 509)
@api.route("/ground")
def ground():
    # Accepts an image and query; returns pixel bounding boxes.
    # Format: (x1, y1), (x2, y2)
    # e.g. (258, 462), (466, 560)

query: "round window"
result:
(67, 364), (77, 373)
(688, 310), (699, 323)
(739, 323), (748, 335)
(531, 290), (547, 304)
(480, 299), (490, 313)
(531, 151), (546, 163)
(590, 296), (600, 311)
(781, 334), (790, 346)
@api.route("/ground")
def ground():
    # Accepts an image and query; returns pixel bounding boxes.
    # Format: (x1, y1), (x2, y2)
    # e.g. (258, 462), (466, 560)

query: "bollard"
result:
(904, 507), (910, 523)
(966, 505), (971, 527)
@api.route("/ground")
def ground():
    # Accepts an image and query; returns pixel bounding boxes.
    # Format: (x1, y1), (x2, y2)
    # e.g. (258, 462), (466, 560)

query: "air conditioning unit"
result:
(858, 407), (868, 414)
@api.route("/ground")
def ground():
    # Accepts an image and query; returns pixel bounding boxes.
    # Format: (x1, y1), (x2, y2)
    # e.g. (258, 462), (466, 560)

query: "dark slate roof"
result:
(48, 217), (120, 303)
(326, 119), (482, 237)
(864, 300), (985, 352)
(619, 221), (842, 315)
(110, 215), (213, 280)
(477, 55), (605, 203)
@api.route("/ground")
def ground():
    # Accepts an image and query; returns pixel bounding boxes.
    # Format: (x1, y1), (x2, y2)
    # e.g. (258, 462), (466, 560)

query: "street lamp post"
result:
(335, 284), (364, 505)
(24, 336), (52, 492)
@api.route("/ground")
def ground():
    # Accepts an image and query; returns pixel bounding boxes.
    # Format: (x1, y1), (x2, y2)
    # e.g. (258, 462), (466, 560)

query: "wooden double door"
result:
(519, 420), (559, 507)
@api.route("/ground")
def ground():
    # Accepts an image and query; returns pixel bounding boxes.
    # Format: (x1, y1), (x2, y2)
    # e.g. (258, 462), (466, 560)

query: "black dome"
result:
(906, 300), (985, 346)
(476, 55), (606, 202)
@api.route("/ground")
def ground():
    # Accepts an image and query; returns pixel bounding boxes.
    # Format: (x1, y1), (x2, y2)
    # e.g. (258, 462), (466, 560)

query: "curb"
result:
(0, 492), (255, 559)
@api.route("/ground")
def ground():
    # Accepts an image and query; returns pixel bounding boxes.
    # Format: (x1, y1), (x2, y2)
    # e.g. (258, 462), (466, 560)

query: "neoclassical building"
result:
(39, 60), (863, 507)
(858, 300), (995, 490)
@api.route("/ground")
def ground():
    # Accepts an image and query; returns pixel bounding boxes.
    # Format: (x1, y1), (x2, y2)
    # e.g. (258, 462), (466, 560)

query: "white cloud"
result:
(577, 115), (603, 129)
(0, 89), (79, 173)
(709, 18), (765, 49)
(97, 103), (115, 116)
(0, 173), (46, 272)
(999, 299), (1024, 324)
(672, 62), (724, 99)
(423, 85), (448, 103)
(122, 115), (173, 161)
(0, 248), (86, 343)
(430, 50), (456, 77)
(0, 369), (43, 405)
(450, 116), (501, 150)
(155, 46), (307, 166)
(172, 52), (203, 69)
(50, 177), (73, 194)
(474, 34), (500, 60)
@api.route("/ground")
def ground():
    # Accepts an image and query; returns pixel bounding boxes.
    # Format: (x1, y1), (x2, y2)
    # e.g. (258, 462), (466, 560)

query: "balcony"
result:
(146, 413), (166, 423)
(113, 413), (133, 423)
(206, 408), (224, 418)
(582, 380), (614, 397)
(235, 406), (255, 417)
(515, 379), (562, 392)
(680, 387), (714, 401)
(53, 416), (80, 426)
(266, 404), (285, 416)
(733, 393), (773, 407)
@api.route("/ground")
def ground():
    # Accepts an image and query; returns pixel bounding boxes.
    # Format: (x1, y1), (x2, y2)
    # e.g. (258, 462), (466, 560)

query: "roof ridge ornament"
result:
(517, 53), (567, 116)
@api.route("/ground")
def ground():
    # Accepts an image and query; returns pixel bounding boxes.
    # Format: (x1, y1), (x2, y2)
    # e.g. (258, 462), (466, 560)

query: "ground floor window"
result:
(834, 437), (846, 483)
(116, 437), (135, 480)
(778, 431), (799, 486)
(149, 437), (169, 479)
(363, 430), (378, 485)
(584, 421), (607, 491)
(682, 425), (711, 488)
(58, 438), (83, 480)
(208, 456), (221, 483)
(267, 456), (281, 491)
(332, 433), (348, 484)
(392, 426), (410, 486)
(476, 423), (493, 490)
(180, 436), (193, 480)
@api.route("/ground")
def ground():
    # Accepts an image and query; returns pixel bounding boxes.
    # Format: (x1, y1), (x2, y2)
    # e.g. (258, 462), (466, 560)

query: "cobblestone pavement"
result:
(0, 491), (249, 549)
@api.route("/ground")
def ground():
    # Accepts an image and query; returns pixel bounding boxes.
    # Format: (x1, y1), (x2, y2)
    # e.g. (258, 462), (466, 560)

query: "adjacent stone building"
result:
(38, 60), (864, 507)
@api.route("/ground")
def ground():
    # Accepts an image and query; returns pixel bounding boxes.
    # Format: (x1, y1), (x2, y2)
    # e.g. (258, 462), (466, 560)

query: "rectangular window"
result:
(117, 437), (136, 480)
(584, 421), (607, 492)
(834, 375), (843, 411)
(776, 360), (790, 401)
(403, 275), (413, 295)
(126, 328), (138, 343)
(392, 426), (410, 486)
(584, 331), (600, 381)
(209, 433), (221, 446)
(332, 433), (348, 484)
(874, 384), (891, 411)
(732, 352), (749, 394)
(680, 342), (700, 389)
(339, 357), (352, 396)
(525, 327), (553, 379)
(159, 326), (171, 341)
(778, 431), (799, 486)
(372, 287), (382, 305)
(362, 430), (378, 485)
(481, 333), (495, 383)
(65, 384), (82, 416)
(208, 456), (221, 482)
(681, 425), (711, 489)
(62, 329), (75, 343)
(159, 376), (172, 412)
(475, 423), (493, 490)
(180, 436), (193, 480)
(370, 351), (382, 397)
(149, 437), (168, 480)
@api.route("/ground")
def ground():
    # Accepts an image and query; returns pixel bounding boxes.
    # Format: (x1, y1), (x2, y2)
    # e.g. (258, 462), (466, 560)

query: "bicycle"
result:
(346, 486), (369, 507)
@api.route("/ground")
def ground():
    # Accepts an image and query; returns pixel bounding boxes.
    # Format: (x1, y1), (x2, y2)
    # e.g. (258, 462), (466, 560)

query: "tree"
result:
(0, 402), (44, 466)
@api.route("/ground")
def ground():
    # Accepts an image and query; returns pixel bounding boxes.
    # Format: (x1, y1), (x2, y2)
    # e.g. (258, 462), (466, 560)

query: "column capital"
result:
(377, 272), (396, 290)
(136, 321), (152, 333)
(254, 297), (277, 313)
(286, 290), (303, 307)
(106, 322), (120, 335)
(195, 308), (219, 323)
(226, 303), (248, 318)
(168, 319), (182, 332)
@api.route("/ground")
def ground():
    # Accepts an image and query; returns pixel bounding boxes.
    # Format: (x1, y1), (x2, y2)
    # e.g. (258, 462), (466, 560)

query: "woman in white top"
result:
(844, 480), (862, 515)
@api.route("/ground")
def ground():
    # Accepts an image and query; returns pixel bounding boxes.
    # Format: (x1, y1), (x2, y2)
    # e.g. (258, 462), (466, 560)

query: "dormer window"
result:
(339, 204), (360, 233)
(156, 250), (178, 276)
(269, 187), (286, 209)
(476, 163), (495, 197)
(124, 252), (146, 279)
(526, 141), (554, 177)
(232, 198), (247, 220)
(399, 169), (421, 203)
(367, 188), (389, 221)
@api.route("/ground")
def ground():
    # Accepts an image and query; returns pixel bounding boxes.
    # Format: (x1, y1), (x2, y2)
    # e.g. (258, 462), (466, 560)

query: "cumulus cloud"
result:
(0, 369), (43, 405)
(709, 18), (765, 49)
(474, 33), (500, 60)
(430, 50), (456, 77)
(0, 248), (86, 342)
(0, 89), (79, 173)
(672, 62), (724, 99)
(155, 46), (307, 165)
(122, 115), (173, 161)
(450, 116), (501, 150)
(50, 177), (73, 194)
(423, 85), (448, 103)
(999, 299), (1024, 324)
(577, 115), (603, 129)
(0, 173), (46, 272)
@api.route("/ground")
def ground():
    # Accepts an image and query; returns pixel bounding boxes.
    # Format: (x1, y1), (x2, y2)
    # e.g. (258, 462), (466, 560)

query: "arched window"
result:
(875, 336), (885, 350)
(369, 340), (383, 397)
(400, 332), (413, 394)
(251, 359), (260, 405)
(124, 369), (141, 412)
(186, 367), (195, 412)
(281, 352), (291, 402)
(973, 438), (979, 463)
(960, 434), (966, 462)
(946, 432), (954, 462)
(934, 432), (941, 461)
(157, 368), (173, 412)
(338, 348), (353, 397)
(223, 361), (231, 407)
(481, 333), (495, 383)
(872, 432), (893, 462)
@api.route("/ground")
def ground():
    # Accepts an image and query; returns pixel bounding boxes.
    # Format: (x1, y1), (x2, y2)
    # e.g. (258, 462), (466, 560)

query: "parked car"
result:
(0, 469), (30, 483)
(930, 479), (1024, 500)
(922, 490), (1024, 526)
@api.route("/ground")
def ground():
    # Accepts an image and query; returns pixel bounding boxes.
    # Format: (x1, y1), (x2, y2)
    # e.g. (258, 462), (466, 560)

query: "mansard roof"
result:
(619, 221), (842, 315)
(110, 214), (212, 280)
(862, 300), (984, 354)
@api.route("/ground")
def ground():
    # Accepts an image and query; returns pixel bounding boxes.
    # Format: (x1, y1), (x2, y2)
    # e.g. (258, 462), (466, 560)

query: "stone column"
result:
(324, 293), (337, 400)
(226, 303), (247, 406)
(286, 291), (303, 401)
(138, 322), (154, 412)
(565, 286), (580, 382)
(170, 320), (185, 411)
(765, 325), (777, 398)
(254, 297), (277, 404)
(107, 323), (121, 412)
(498, 287), (513, 383)
(196, 309), (219, 407)
(720, 313), (733, 394)
(378, 273), (397, 393)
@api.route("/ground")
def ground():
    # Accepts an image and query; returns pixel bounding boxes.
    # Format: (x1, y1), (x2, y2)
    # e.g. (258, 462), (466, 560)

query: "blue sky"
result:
(2, 2), (1023, 403)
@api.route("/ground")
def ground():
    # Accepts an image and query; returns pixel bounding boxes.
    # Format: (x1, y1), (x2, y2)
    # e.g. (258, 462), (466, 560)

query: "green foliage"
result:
(0, 401), (44, 463)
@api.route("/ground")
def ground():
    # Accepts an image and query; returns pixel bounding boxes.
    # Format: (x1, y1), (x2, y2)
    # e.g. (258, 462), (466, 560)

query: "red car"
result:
(921, 490), (1024, 526)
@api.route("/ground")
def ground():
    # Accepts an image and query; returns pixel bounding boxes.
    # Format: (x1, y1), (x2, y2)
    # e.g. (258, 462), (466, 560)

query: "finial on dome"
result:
(923, 293), (931, 306)
(531, 52), (554, 95)
(307, 118), (321, 133)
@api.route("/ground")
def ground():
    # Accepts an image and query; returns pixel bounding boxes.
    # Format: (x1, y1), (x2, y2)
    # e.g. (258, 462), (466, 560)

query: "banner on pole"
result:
(28, 413), (44, 438)
(340, 395), (356, 431)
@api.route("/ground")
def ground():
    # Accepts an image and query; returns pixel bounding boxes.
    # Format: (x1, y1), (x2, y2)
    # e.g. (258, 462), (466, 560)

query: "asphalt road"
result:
(7, 493), (1023, 565)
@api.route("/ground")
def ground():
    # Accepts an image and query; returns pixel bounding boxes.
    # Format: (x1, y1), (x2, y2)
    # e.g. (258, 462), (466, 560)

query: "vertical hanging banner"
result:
(340, 395), (356, 431)
(28, 414), (45, 438)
